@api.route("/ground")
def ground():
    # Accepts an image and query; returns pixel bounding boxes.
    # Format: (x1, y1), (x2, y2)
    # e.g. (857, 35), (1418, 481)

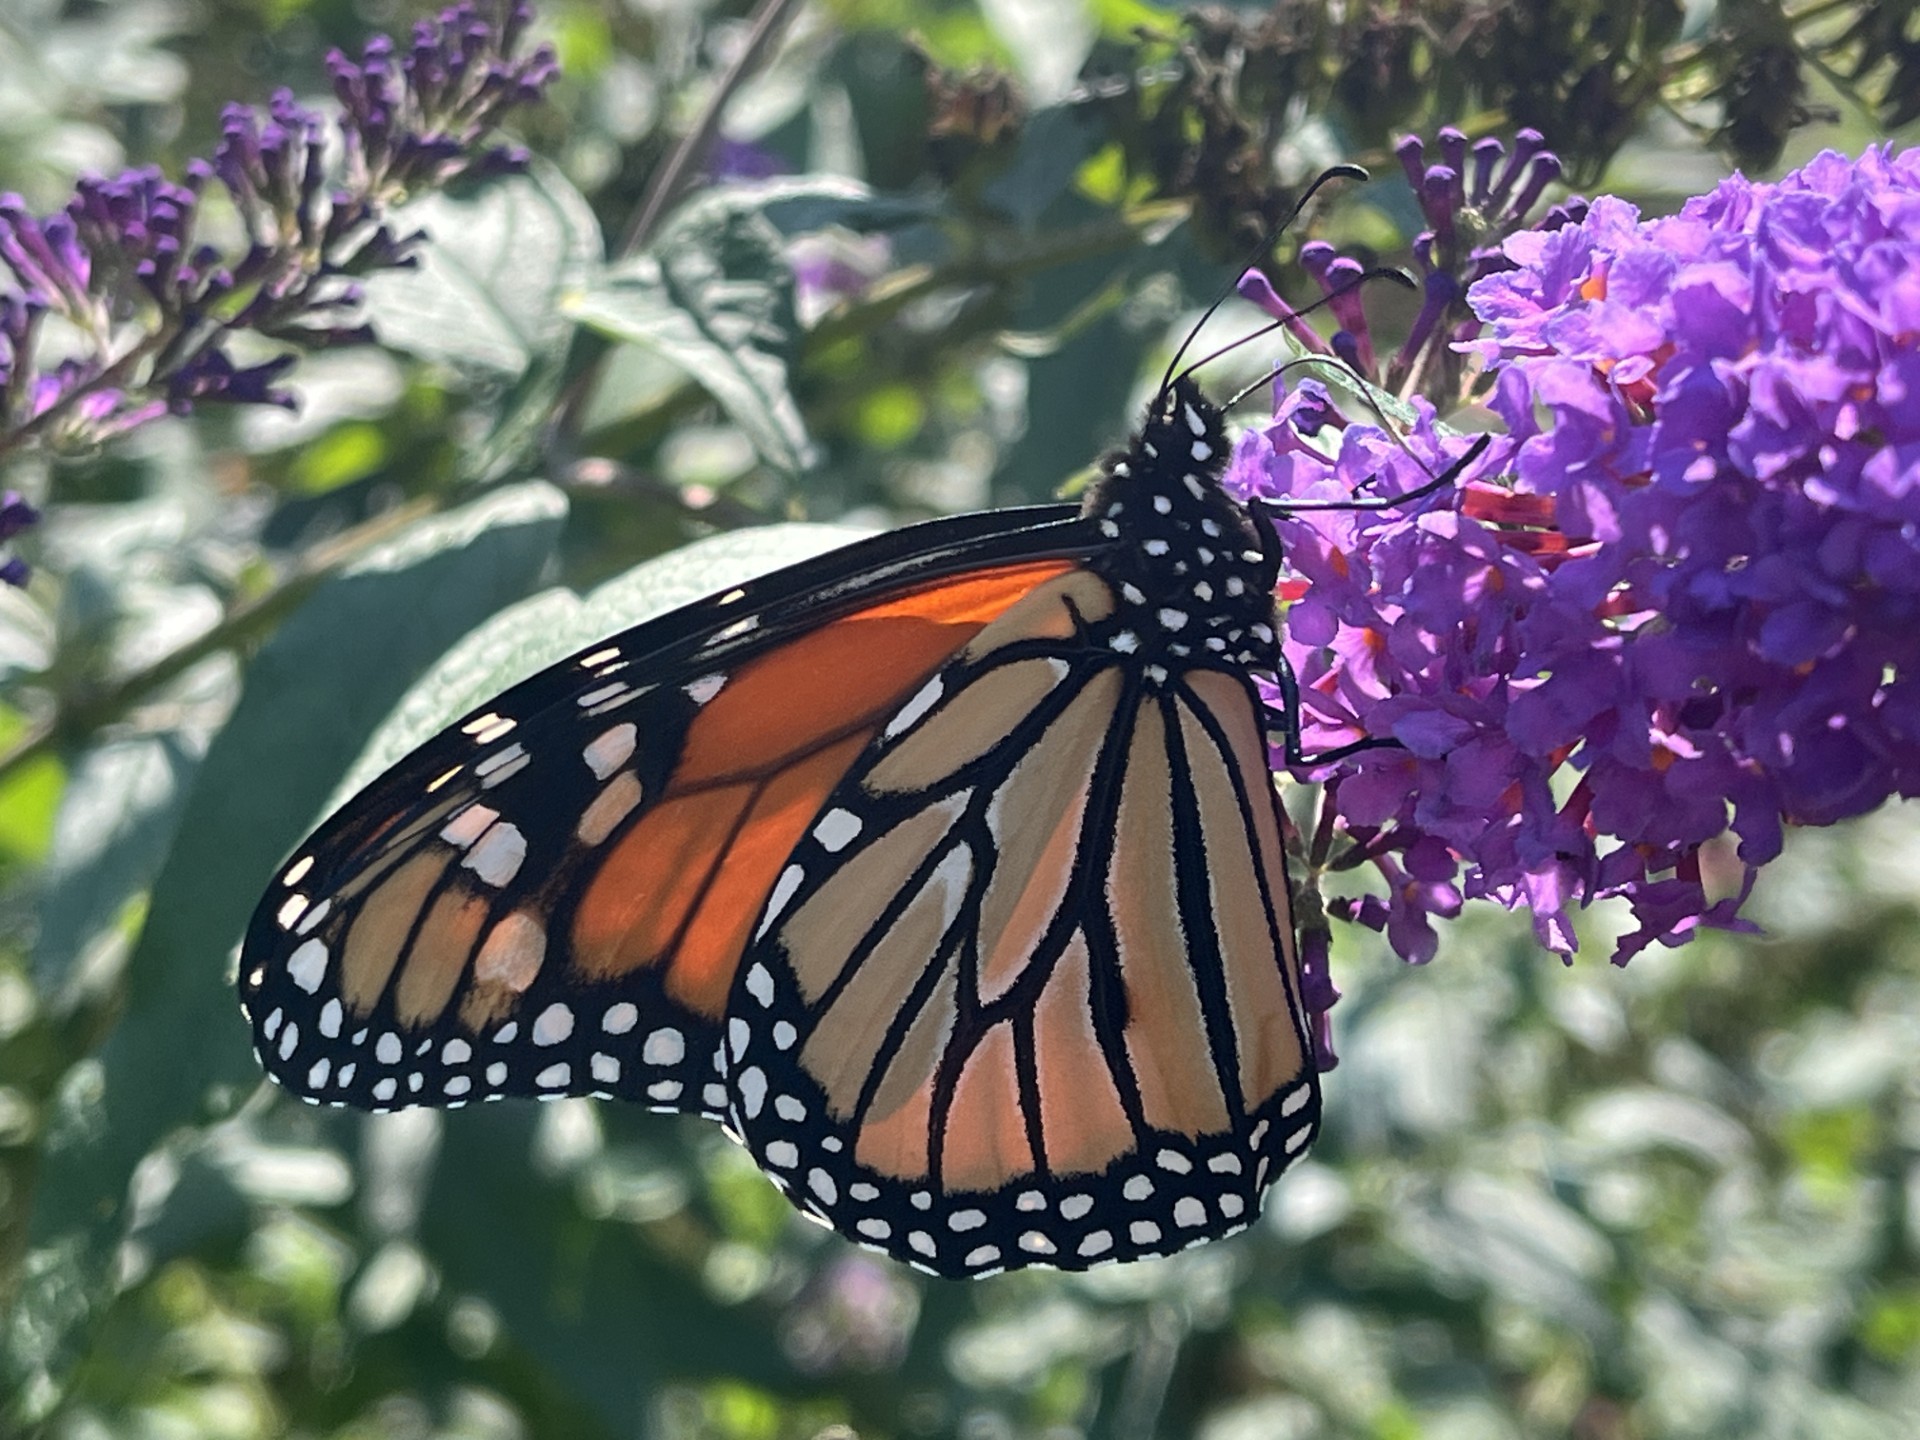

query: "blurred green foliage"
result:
(1, 0), (1918, 1436)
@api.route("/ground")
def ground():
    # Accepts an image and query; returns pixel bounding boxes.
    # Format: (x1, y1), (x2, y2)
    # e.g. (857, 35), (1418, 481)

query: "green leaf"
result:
(362, 158), (603, 381)
(743, 175), (935, 236)
(565, 191), (819, 475)
(29, 658), (236, 1001)
(419, 1106), (804, 1430)
(12, 483), (567, 1411)
(981, 105), (1106, 227)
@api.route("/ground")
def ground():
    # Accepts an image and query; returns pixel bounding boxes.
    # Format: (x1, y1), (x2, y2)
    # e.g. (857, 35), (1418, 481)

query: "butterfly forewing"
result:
(239, 522), (1094, 1118)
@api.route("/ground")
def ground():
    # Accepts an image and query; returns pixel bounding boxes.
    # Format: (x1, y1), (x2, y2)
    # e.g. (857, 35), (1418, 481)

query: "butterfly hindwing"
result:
(723, 567), (1320, 1276)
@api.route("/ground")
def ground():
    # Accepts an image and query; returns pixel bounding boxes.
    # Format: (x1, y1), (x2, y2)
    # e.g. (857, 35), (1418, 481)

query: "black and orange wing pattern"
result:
(240, 511), (1093, 1114)
(239, 375), (1321, 1277)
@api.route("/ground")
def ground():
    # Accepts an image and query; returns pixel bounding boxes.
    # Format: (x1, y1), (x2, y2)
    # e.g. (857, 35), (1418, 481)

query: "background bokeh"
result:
(2, 1), (1919, 1436)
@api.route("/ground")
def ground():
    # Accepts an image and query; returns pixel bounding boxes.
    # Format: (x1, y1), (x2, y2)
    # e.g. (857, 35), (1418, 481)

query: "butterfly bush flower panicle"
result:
(0, 0), (556, 459)
(1240, 129), (1585, 407)
(1232, 142), (1920, 992)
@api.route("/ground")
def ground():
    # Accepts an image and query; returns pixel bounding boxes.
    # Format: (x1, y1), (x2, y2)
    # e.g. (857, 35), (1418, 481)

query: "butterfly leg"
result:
(1264, 650), (1401, 768)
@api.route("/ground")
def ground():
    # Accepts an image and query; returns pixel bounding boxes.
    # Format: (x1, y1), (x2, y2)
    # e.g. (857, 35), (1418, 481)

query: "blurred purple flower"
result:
(789, 232), (891, 325)
(781, 1254), (918, 1374)
(0, 0), (556, 459)
(1, 488), (37, 586)
(1230, 143), (1920, 980)
(709, 136), (786, 182)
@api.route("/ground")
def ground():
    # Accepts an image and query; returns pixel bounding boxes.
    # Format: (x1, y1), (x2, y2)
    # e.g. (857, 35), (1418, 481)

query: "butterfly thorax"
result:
(1080, 377), (1281, 678)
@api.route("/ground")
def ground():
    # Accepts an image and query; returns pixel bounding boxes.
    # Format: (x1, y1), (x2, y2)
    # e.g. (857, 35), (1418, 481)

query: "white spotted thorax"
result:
(1080, 376), (1281, 684)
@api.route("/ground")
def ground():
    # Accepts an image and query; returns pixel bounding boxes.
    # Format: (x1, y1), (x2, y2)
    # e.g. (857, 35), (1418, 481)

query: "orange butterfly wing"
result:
(240, 541), (1083, 1116)
(724, 570), (1318, 1276)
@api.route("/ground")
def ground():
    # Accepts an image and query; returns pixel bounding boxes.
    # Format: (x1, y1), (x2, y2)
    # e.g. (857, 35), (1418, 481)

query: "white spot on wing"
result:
(685, 673), (727, 705)
(463, 822), (527, 886)
(756, 864), (805, 940)
(643, 1028), (685, 1066)
(475, 744), (527, 781)
(813, 808), (861, 853)
(286, 939), (328, 994)
(886, 675), (944, 738)
(582, 724), (636, 779)
(532, 1003), (575, 1046)
(464, 713), (516, 744)
(739, 1066), (767, 1117)
(440, 804), (498, 848)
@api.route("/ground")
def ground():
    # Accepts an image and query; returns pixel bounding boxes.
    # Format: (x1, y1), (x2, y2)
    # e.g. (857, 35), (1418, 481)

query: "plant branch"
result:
(617, 0), (808, 258)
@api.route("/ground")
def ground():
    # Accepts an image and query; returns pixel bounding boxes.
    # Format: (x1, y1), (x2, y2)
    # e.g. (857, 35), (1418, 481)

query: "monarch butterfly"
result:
(239, 210), (1399, 1278)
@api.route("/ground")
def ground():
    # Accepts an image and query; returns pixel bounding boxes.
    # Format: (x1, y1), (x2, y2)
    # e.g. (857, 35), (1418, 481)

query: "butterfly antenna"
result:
(1169, 266), (1416, 392)
(1223, 355), (1323, 413)
(1154, 162), (1370, 401)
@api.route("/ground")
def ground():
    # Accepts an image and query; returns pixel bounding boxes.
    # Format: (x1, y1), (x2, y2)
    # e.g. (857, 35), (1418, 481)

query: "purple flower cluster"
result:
(327, 0), (558, 201)
(1241, 129), (1587, 407)
(0, 0), (556, 458)
(1230, 144), (1920, 991)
